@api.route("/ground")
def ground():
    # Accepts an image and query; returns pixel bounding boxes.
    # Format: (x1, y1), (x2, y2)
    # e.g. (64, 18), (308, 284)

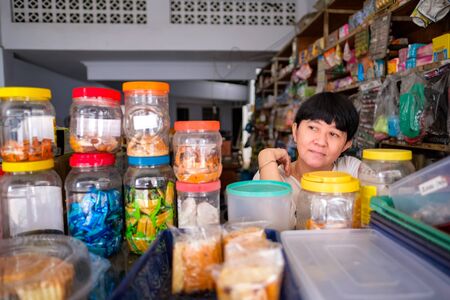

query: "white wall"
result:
(0, 0), (309, 52)
(4, 56), (107, 126)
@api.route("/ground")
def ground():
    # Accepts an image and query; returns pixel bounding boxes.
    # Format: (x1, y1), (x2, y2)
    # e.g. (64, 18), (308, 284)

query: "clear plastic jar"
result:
(359, 149), (415, 227)
(0, 235), (93, 300)
(173, 121), (222, 183)
(123, 155), (175, 255)
(297, 171), (359, 230)
(176, 181), (220, 228)
(69, 87), (122, 153)
(0, 159), (63, 238)
(0, 87), (55, 162)
(123, 82), (170, 157)
(65, 153), (123, 257)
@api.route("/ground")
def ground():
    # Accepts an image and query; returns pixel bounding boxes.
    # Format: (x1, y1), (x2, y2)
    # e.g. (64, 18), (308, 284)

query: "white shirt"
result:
(253, 156), (362, 229)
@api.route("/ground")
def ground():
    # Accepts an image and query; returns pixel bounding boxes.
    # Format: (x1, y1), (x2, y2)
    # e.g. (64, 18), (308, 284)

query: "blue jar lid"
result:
(128, 155), (170, 166)
(226, 180), (292, 197)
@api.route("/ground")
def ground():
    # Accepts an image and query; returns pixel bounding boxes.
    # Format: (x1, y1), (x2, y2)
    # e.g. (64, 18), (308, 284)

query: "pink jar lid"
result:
(176, 181), (221, 193)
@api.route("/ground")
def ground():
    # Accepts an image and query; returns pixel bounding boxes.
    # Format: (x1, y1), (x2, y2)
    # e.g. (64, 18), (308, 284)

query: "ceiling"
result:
(12, 49), (275, 87)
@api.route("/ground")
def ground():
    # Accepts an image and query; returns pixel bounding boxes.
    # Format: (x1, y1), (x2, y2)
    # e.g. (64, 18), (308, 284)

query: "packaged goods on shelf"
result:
(433, 33), (450, 61)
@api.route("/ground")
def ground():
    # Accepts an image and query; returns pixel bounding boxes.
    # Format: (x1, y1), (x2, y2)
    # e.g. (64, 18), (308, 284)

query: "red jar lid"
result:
(174, 121), (220, 132)
(70, 153), (116, 167)
(72, 87), (121, 102)
(176, 181), (221, 193)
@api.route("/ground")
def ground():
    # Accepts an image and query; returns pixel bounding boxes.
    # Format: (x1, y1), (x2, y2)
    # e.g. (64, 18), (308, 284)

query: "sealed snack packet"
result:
(213, 242), (284, 300)
(171, 225), (223, 294)
(222, 221), (268, 247)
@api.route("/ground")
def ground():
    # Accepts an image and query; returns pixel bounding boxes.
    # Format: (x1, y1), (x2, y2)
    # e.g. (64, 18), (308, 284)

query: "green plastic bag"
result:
(399, 83), (425, 138)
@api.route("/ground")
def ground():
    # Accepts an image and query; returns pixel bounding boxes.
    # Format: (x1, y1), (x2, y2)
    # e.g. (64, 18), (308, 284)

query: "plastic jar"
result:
(176, 181), (220, 228)
(123, 82), (170, 157)
(123, 155), (175, 255)
(65, 153), (123, 257)
(0, 87), (55, 162)
(69, 87), (122, 153)
(0, 159), (63, 238)
(173, 121), (222, 183)
(0, 234), (93, 300)
(298, 171), (359, 230)
(226, 180), (293, 231)
(359, 149), (415, 227)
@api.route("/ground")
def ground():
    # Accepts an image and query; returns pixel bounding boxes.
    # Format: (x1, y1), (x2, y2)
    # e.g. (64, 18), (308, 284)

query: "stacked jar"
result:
(65, 153), (123, 257)
(123, 156), (175, 254)
(173, 121), (222, 227)
(122, 82), (174, 254)
(0, 87), (64, 238)
(66, 87), (123, 257)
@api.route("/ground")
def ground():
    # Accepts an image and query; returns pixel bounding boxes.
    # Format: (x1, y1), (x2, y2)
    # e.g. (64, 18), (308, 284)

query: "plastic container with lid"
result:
(123, 82), (170, 157)
(173, 121), (222, 183)
(390, 156), (450, 227)
(123, 155), (175, 254)
(226, 180), (293, 231)
(69, 87), (122, 153)
(0, 159), (64, 238)
(0, 87), (56, 162)
(176, 181), (220, 228)
(359, 149), (415, 227)
(0, 234), (93, 299)
(298, 171), (359, 230)
(65, 153), (123, 257)
(281, 229), (450, 300)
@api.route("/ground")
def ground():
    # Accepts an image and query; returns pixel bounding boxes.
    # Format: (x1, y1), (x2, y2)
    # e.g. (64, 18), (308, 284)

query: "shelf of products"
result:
(252, 0), (450, 167)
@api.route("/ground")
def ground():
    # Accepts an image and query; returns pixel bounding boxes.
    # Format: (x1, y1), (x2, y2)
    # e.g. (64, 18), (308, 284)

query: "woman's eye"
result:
(330, 132), (339, 137)
(308, 126), (316, 131)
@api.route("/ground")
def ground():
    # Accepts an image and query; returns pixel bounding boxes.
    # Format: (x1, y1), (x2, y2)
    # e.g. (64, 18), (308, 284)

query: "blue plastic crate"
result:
(109, 229), (301, 300)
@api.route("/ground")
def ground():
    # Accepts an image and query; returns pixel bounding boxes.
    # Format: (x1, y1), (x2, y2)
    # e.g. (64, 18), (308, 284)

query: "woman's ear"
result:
(342, 139), (353, 152)
(292, 122), (298, 143)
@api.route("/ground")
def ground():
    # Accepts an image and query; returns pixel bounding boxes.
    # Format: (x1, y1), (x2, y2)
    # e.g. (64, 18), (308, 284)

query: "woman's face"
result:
(292, 119), (352, 170)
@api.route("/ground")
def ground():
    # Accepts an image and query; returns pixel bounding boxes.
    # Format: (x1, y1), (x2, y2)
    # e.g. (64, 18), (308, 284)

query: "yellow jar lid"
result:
(301, 171), (359, 193)
(363, 149), (412, 161)
(0, 87), (52, 101)
(2, 159), (54, 172)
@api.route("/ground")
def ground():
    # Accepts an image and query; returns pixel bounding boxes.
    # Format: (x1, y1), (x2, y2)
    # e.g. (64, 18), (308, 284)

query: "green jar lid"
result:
(226, 180), (292, 197)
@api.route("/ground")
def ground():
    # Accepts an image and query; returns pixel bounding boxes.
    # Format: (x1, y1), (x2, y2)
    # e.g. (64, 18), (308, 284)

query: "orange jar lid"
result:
(174, 121), (220, 132)
(122, 81), (169, 95)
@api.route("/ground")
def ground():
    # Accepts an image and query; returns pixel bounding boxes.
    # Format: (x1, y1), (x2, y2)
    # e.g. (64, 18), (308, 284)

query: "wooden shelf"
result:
(329, 82), (360, 93)
(380, 141), (450, 153)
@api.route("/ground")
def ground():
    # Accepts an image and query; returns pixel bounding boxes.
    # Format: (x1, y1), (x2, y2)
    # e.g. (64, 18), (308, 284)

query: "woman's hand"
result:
(258, 148), (292, 181)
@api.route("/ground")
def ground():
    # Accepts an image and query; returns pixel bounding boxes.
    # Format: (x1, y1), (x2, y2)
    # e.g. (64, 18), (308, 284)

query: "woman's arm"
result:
(258, 148), (292, 181)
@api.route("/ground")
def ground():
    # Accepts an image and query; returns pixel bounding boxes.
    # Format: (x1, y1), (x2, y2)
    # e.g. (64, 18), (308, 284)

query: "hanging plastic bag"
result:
(399, 73), (426, 139)
(423, 70), (449, 140)
(373, 75), (401, 139)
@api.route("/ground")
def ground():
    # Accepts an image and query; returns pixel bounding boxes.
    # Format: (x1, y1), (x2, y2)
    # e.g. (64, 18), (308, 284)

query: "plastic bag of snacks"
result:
(222, 221), (268, 247)
(212, 240), (284, 300)
(171, 225), (223, 294)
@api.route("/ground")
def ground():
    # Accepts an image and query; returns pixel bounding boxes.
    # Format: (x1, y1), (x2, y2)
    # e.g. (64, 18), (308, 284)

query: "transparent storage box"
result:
(281, 229), (450, 300)
(390, 156), (450, 227)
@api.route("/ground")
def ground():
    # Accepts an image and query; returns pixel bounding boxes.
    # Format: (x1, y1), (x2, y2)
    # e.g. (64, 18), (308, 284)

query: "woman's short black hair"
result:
(294, 92), (359, 141)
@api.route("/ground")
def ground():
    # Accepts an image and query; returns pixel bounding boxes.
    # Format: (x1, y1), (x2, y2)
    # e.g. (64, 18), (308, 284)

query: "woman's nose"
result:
(314, 132), (327, 146)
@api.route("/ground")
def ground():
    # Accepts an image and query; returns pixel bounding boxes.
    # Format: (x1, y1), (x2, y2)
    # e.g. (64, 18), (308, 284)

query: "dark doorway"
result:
(202, 106), (220, 121)
(177, 107), (189, 121)
(232, 107), (242, 147)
